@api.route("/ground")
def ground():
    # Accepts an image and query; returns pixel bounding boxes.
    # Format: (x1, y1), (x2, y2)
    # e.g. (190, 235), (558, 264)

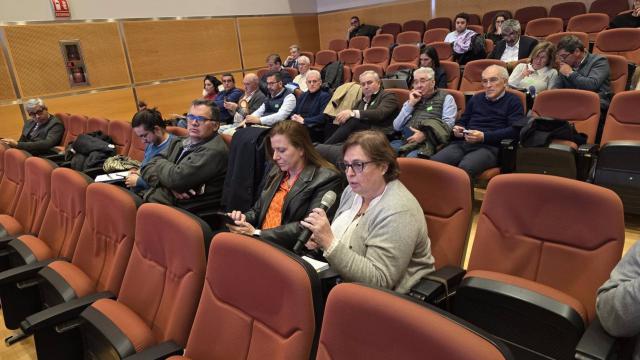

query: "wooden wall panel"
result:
(0, 37), (16, 101)
(0, 104), (24, 139)
(136, 79), (203, 118)
(318, 0), (430, 49)
(238, 15), (320, 70)
(45, 88), (137, 121)
(123, 19), (242, 83)
(3, 23), (129, 97)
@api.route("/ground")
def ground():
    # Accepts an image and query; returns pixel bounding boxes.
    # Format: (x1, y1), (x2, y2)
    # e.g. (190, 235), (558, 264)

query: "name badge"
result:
(427, 106), (433, 111)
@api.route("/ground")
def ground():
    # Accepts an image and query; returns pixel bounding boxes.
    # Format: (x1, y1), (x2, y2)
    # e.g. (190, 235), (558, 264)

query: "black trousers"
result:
(430, 141), (499, 178)
(324, 117), (370, 145)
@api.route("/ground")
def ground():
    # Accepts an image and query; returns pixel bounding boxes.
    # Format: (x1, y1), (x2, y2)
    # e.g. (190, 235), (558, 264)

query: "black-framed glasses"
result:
(27, 109), (45, 117)
(186, 113), (212, 123)
(337, 160), (375, 174)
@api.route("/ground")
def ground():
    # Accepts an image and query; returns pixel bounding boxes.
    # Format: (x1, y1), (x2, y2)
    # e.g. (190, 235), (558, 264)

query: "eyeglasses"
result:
(186, 113), (212, 122)
(266, 81), (280, 86)
(481, 77), (501, 85)
(337, 160), (375, 174)
(27, 109), (45, 117)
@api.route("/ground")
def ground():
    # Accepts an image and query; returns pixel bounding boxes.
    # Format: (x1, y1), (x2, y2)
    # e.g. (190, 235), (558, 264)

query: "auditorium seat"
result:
(380, 22), (402, 40)
(317, 283), (513, 360)
(459, 59), (507, 92)
(348, 36), (370, 50)
(442, 88), (466, 119)
(0, 183), (139, 332)
(385, 88), (410, 105)
(0, 168), (89, 273)
(440, 60), (461, 89)
(426, 17), (452, 31)
(467, 25), (484, 35)
(593, 28), (640, 65)
(604, 54), (629, 94)
(86, 117), (109, 134)
(352, 64), (384, 81)
(524, 17), (564, 40)
(338, 48), (362, 72)
(549, 1), (587, 29)
(55, 114), (87, 153)
(482, 10), (512, 33)
(363, 46), (390, 70)
(54, 113), (70, 146)
(589, 0), (630, 22)
(166, 126), (188, 137)
(0, 142), (7, 180)
(127, 128), (146, 162)
(0, 149), (29, 215)
(385, 63), (416, 76)
(342, 65), (352, 84)
(454, 173), (624, 360)
(396, 31), (421, 45)
(423, 28), (448, 44)
(221, 133), (232, 148)
(314, 50), (338, 67)
(157, 232), (321, 360)
(402, 20), (426, 36)
(71, 203), (208, 359)
(389, 44), (420, 67)
(328, 39), (347, 52)
(566, 13), (609, 43)
(371, 33), (394, 48)
(514, 6), (548, 30)
(0, 157), (55, 237)
(255, 67), (270, 79)
(300, 51), (315, 65)
(591, 90), (640, 214)
(467, 13), (482, 26)
(484, 39), (495, 56)
(398, 159), (472, 269)
(430, 41), (453, 61)
(107, 120), (132, 155)
(545, 31), (589, 47)
(283, 67), (299, 79)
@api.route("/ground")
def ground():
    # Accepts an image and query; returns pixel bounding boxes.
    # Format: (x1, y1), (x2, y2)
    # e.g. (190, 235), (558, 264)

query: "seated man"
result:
(553, 35), (611, 141)
(283, 44), (301, 68)
(489, 19), (538, 67)
(259, 54), (293, 95)
(391, 67), (457, 158)
(431, 65), (524, 178)
(1, 98), (64, 156)
(291, 70), (331, 142)
(214, 73), (244, 125)
(245, 71), (297, 127)
(141, 99), (228, 212)
(444, 13), (480, 64)
(324, 70), (399, 144)
(610, 0), (640, 28)
(596, 240), (640, 359)
(348, 16), (379, 40)
(219, 73), (267, 134)
(125, 108), (177, 194)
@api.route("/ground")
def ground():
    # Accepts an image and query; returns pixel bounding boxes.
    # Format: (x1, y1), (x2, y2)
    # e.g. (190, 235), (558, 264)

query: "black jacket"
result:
(17, 116), (64, 155)
(244, 165), (343, 251)
(489, 36), (538, 61)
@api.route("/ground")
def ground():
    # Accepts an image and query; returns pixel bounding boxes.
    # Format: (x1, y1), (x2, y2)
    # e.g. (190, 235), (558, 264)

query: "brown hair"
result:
(488, 11), (512, 34)
(265, 120), (338, 172)
(342, 130), (399, 183)
(529, 41), (557, 69)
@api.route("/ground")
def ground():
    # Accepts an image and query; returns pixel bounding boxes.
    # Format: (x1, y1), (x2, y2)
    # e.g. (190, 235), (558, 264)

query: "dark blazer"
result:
(244, 165), (343, 251)
(293, 90), (331, 128)
(489, 36), (538, 61)
(356, 89), (400, 135)
(553, 52), (612, 108)
(17, 116), (64, 155)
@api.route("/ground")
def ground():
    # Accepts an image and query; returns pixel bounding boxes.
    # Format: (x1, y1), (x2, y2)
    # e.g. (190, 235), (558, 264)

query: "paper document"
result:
(302, 256), (330, 272)
(95, 171), (130, 183)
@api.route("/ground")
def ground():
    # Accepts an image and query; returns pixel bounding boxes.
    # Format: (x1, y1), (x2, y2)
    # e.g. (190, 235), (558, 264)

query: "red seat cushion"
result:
(0, 214), (24, 236)
(91, 298), (155, 353)
(17, 234), (53, 261)
(47, 260), (97, 298)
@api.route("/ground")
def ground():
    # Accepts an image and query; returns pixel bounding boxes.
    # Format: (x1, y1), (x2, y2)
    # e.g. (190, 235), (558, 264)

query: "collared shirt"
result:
(251, 88), (297, 126)
(485, 90), (506, 102)
(261, 172), (300, 230)
(353, 90), (380, 118)
(501, 40), (520, 62)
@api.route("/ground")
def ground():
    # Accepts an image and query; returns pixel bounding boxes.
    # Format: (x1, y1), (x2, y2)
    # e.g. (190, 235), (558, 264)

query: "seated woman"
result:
(419, 46), (447, 90)
(301, 130), (435, 294)
(508, 41), (558, 94)
(227, 120), (343, 251)
(485, 11), (511, 45)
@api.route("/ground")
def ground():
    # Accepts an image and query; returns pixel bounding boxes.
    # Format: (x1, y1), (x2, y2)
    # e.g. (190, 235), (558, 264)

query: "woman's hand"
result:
(300, 208), (334, 250)
(226, 211), (256, 236)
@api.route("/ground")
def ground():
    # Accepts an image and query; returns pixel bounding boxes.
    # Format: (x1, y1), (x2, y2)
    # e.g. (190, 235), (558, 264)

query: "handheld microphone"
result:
(528, 85), (536, 98)
(293, 190), (337, 254)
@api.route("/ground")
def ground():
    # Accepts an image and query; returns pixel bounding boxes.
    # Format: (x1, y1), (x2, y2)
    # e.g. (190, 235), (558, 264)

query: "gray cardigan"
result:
(326, 180), (435, 294)
(596, 241), (640, 359)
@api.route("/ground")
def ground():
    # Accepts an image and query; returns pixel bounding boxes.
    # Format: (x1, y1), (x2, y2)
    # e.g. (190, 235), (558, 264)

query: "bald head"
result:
(244, 73), (259, 92)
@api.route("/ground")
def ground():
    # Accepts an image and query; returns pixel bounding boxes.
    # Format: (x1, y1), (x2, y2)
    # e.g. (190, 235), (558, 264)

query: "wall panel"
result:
(318, 0), (430, 49)
(0, 36), (16, 101)
(434, 0), (598, 19)
(238, 15), (320, 70)
(4, 23), (129, 97)
(123, 19), (242, 83)
(136, 79), (203, 118)
(0, 104), (24, 139)
(45, 88), (137, 121)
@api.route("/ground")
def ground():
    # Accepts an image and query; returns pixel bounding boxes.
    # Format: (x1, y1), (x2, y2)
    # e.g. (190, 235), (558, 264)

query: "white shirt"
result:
(501, 40), (520, 62)
(293, 73), (308, 92)
(250, 90), (297, 126)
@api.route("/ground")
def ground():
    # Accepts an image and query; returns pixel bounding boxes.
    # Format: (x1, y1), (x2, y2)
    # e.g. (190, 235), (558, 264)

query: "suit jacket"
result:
(17, 116), (64, 155)
(244, 165), (343, 251)
(293, 90), (331, 128)
(489, 36), (538, 61)
(355, 89), (400, 135)
(553, 52), (612, 108)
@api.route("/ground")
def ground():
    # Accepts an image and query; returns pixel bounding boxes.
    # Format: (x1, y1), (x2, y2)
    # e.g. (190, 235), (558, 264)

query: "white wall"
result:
(0, 0), (318, 22)
(316, 0), (398, 13)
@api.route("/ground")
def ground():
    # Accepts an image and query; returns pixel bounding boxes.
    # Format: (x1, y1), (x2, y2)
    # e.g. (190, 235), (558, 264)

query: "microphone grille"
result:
(321, 190), (337, 208)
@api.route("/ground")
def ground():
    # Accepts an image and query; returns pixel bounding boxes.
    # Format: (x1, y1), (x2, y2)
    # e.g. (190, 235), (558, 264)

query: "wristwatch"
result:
(252, 229), (262, 237)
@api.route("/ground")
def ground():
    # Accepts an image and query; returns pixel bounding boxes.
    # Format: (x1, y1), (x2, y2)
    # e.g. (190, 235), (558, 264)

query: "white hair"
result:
(24, 98), (46, 111)
(483, 64), (509, 80)
(414, 67), (435, 79)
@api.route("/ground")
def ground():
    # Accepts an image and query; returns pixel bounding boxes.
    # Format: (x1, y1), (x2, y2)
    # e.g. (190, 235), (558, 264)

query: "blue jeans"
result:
(390, 139), (420, 158)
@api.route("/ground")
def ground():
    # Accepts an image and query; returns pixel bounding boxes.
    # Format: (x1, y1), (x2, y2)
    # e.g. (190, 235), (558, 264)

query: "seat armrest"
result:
(578, 143), (598, 155)
(123, 341), (183, 360)
(575, 317), (618, 360)
(0, 235), (18, 250)
(499, 138), (518, 173)
(431, 265), (467, 289)
(0, 259), (53, 285)
(409, 266), (466, 305)
(83, 166), (105, 178)
(577, 143), (599, 181)
(41, 153), (66, 163)
(21, 291), (116, 333)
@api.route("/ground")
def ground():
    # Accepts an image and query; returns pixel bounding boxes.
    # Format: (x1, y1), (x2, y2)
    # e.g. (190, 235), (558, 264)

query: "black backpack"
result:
(320, 61), (345, 92)
(520, 117), (587, 147)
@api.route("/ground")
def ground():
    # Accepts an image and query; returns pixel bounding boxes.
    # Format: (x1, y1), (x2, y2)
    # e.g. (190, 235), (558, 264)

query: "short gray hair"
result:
(501, 19), (521, 35)
(414, 67), (435, 80)
(359, 70), (380, 83)
(297, 55), (310, 65)
(25, 98), (46, 111)
(307, 69), (321, 80)
(483, 64), (509, 80)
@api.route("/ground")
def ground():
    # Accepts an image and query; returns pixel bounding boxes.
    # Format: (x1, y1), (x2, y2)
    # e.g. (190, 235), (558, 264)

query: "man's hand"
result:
(0, 138), (17, 147)
(558, 62), (573, 77)
(335, 110), (353, 125)
(291, 114), (304, 124)
(408, 90), (422, 106)
(406, 127), (426, 144)
(171, 190), (192, 200)
(452, 125), (465, 138)
(224, 101), (238, 111)
(124, 173), (139, 188)
(244, 115), (261, 124)
(464, 130), (484, 143)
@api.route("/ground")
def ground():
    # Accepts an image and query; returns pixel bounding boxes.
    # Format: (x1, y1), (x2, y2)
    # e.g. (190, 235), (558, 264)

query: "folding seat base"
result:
(80, 306), (138, 359)
(0, 282), (42, 330)
(33, 322), (84, 360)
(593, 141), (640, 215)
(516, 146), (577, 179)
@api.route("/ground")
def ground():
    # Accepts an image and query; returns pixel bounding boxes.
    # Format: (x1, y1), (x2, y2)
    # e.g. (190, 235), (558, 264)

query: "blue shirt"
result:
(135, 133), (175, 191)
(214, 88), (244, 123)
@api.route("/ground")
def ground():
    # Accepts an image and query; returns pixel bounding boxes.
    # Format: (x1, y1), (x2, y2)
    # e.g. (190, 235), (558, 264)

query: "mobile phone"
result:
(462, 130), (472, 135)
(213, 211), (237, 225)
